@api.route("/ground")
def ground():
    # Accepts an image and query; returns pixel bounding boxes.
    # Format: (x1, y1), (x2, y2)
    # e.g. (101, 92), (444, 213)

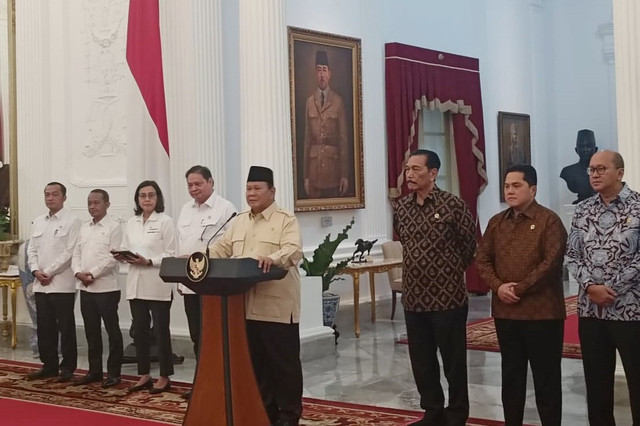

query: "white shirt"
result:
(122, 211), (176, 301)
(72, 215), (122, 293)
(28, 208), (82, 294)
(176, 192), (236, 294)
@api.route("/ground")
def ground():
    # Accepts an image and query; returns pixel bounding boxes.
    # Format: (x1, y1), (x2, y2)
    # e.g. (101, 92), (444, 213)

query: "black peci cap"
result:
(315, 50), (329, 66)
(576, 129), (596, 146)
(247, 166), (274, 186)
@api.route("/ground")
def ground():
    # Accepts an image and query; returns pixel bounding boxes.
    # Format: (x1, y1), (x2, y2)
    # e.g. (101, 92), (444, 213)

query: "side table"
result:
(338, 258), (402, 337)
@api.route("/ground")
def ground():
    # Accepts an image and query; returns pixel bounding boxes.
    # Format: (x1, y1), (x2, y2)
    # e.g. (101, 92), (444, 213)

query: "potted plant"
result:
(301, 217), (354, 328)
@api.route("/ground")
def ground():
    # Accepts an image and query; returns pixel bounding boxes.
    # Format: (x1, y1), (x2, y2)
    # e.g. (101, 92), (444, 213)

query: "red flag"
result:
(126, 0), (170, 157)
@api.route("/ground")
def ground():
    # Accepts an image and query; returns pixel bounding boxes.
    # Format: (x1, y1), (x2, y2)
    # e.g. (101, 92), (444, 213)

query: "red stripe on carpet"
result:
(0, 397), (168, 425)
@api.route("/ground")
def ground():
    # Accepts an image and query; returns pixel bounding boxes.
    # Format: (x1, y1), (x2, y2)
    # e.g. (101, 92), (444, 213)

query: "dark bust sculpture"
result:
(560, 129), (598, 204)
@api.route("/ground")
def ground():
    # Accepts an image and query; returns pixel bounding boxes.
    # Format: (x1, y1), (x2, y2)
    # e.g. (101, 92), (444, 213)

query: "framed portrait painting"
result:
(498, 111), (531, 202)
(288, 27), (364, 212)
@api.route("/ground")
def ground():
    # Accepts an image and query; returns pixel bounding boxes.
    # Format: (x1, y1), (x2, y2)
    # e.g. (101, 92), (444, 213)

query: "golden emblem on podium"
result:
(187, 252), (209, 283)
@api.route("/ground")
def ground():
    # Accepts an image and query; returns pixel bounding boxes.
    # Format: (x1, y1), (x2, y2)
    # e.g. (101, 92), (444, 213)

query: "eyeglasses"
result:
(138, 193), (157, 199)
(586, 166), (609, 176)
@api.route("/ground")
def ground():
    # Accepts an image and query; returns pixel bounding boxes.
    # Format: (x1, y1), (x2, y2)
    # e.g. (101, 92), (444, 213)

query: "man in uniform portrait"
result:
(303, 50), (349, 199)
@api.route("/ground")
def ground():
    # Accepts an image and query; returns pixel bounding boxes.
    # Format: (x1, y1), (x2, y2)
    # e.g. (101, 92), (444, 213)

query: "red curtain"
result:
(385, 42), (488, 293)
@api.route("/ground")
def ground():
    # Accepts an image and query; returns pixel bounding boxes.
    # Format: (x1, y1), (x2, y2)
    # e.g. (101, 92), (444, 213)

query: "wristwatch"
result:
(147, 259), (153, 267)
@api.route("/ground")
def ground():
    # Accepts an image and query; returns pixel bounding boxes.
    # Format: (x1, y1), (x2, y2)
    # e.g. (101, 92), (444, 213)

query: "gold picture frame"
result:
(0, 0), (18, 237)
(288, 27), (364, 212)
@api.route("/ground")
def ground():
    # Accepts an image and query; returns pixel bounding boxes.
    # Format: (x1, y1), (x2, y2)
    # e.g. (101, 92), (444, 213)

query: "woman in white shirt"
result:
(115, 180), (175, 394)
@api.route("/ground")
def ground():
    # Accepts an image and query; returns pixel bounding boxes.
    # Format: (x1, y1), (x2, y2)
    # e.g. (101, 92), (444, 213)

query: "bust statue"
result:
(560, 129), (597, 204)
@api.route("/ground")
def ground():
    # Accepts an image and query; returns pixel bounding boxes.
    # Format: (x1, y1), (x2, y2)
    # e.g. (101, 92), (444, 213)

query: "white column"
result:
(192, 0), (227, 196)
(360, 0), (387, 245)
(613, 0), (640, 188)
(612, 0), (636, 378)
(236, 2), (335, 352)
(160, 0), (227, 213)
(238, 0), (293, 211)
(16, 0), (51, 237)
(598, 22), (617, 148)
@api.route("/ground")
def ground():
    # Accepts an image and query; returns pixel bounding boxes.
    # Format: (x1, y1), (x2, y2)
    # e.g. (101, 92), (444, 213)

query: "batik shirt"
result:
(566, 183), (640, 321)
(476, 201), (567, 320)
(392, 187), (477, 312)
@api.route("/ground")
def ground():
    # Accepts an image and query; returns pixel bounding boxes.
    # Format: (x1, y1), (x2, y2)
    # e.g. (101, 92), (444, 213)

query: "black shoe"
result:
(149, 381), (171, 394)
(181, 389), (192, 400)
(102, 376), (121, 388)
(25, 368), (58, 381)
(128, 378), (153, 393)
(74, 373), (102, 385)
(57, 371), (74, 383)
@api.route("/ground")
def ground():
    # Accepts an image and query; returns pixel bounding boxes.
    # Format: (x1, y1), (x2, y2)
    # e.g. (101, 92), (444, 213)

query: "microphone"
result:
(205, 212), (237, 259)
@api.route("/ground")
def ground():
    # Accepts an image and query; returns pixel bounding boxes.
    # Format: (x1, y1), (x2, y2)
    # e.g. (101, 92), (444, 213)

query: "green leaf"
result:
(301, 217), (354, 292)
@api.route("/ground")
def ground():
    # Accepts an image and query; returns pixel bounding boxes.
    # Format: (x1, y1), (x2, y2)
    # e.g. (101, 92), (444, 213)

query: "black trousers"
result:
(579, 317), (640, 426)
(80, 290), (123, 378)
(129, 299), (174, 377)
(183, 294), (200, 359)
(35, 292), (77, 374)
(404, 305), (469, 426)
(494, 318), (563, 426)
(246, 320), (303, 425)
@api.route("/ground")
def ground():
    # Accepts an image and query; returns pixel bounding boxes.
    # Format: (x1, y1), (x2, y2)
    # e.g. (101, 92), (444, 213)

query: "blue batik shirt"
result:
(567, 183), (640, 321)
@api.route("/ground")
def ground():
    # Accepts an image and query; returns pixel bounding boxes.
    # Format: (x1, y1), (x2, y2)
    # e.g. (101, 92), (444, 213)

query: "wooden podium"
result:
(160, 257), (287, 426)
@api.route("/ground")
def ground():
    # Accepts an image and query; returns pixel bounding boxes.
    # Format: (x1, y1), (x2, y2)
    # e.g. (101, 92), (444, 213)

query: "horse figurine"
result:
(352, 238), (378, 263)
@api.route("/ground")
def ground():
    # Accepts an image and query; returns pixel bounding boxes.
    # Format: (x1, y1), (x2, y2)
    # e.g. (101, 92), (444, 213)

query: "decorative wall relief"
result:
(82, 0), (127, 90)
(84, 95), (126, 158)
(68, 0), (128, 186)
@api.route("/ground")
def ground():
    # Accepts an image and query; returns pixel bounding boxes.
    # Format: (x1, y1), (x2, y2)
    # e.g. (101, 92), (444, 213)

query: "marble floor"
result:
(0, 282), (633, 425)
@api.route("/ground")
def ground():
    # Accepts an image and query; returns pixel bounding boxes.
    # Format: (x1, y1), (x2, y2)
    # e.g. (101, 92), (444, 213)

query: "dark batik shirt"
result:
(567, 183), (640, 321)
(392, 187), (477, 312)
(475, 201), (567, 320)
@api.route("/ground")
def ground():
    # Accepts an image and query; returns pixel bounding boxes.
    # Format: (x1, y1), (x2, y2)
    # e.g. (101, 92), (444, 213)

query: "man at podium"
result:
(208, 166), (303, 426)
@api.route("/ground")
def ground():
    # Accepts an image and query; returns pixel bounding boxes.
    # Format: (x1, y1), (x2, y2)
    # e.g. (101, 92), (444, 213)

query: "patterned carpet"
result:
(0, 359), (515, 425)
(395, 296), (581, 359)
(466, 295), (581, 359)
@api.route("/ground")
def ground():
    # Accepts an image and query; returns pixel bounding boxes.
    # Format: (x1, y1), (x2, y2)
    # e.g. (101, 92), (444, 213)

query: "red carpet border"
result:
(0, 397), (169, 426)
(0, 359), (515, 425)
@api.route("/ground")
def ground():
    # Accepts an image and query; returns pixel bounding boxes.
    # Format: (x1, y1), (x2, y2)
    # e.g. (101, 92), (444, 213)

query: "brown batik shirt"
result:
(475, 200), (567, 320)
(392, 187), (477, 312)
